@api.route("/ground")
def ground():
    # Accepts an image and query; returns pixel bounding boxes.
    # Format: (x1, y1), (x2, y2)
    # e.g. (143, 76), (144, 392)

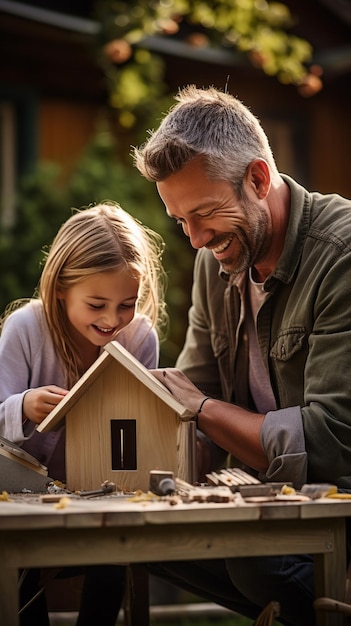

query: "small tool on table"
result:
(78, 480), (116, 498)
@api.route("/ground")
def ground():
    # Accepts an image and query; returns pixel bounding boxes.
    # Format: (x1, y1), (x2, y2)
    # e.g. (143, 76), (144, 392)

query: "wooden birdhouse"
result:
(37, 341), (196, 492)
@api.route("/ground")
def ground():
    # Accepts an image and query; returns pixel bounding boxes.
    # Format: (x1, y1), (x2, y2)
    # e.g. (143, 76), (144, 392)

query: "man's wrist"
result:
(196, 396), (211, 428)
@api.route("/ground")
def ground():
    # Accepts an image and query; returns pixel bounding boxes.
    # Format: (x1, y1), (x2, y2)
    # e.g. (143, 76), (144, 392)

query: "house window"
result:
(111, 419), (137, 471)
(262, 115), (309, 186)
(0, 89), (37, 229)
(0, 102), (16, 228)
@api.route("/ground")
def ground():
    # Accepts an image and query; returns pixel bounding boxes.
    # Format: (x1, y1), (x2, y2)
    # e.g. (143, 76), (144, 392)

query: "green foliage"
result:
(0, 124), (195, 365)
(0, 164), (69, 303)
(94, 0), (314, 129)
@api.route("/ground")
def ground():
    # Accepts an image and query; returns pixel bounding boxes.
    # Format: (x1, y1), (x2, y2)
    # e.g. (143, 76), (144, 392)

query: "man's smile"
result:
(211, 235), (234, 254)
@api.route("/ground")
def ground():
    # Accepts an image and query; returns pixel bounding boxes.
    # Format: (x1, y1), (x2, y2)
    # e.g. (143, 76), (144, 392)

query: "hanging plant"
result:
(94, 0), (322, 128)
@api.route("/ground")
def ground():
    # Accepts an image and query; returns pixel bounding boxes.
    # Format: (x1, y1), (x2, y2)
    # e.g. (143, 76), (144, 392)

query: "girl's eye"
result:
(89, 303), (104, 310)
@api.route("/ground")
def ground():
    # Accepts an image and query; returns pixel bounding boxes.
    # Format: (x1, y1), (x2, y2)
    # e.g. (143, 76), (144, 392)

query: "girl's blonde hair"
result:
(2, 201), (168, 386)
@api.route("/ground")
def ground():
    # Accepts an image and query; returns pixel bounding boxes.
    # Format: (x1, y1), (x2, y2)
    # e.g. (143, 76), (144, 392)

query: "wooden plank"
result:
(0, 501), (68, 529)
(3, 497), (350, 527)
(0, 498), (261, 529)
(300, 498), (351, 519)
(140, 503), (261, 525)
(177, 420), (197, 484)
(260, 502), (301, 519)
(37, 351), (110, 432)
(0, 518), (337, 568)
(0, 565), (19, 626)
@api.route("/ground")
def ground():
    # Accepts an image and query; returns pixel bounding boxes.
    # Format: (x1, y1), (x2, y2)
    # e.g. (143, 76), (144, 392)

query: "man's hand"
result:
(151, 368), (206, 414)
(23, 386), (69, 424)
(151, 368), (212, 481)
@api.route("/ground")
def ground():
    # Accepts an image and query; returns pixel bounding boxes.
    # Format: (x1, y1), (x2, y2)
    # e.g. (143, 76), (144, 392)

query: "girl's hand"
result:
(23, 386), (69, 424)
(150, 368), (207, 414)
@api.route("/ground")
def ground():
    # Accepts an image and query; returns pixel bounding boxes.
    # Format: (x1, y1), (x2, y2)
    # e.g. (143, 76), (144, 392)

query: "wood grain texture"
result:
(65, 359), (185, 491)
(0, 497), (348, 626)
(36, 342), (196, 492)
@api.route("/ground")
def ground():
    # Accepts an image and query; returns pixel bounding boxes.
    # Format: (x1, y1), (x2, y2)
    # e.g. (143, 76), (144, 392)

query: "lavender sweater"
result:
(0, 300), (159, 480)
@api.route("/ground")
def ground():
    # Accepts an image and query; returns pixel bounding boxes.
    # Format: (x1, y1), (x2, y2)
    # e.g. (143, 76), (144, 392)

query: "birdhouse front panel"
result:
(65, 359), (194, 492)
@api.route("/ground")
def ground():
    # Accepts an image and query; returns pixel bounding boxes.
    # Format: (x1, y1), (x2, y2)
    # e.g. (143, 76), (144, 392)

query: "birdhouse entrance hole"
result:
(110, 419), (137, 470)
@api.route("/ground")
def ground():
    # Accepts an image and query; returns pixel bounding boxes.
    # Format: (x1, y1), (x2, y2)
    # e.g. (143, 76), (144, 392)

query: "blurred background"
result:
(1, 0), (350, 366)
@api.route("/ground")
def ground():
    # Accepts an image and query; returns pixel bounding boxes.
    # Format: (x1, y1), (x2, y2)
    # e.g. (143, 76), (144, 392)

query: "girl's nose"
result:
(103, 310), (120, 328)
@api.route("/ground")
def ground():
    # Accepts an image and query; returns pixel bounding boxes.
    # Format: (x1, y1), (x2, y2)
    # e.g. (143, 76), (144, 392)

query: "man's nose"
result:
(187, 224), (212, 250)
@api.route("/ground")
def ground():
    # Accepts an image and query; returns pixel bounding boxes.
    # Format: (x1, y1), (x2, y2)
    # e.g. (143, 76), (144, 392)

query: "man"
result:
(134, 85), (351, 626)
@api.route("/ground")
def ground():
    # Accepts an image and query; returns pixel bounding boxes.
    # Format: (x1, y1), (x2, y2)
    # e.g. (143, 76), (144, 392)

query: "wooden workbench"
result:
(0, 493), (349, 625)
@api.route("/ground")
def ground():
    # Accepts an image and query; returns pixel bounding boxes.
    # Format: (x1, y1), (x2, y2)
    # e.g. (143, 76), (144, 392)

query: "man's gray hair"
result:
(133, 85), (279, 195)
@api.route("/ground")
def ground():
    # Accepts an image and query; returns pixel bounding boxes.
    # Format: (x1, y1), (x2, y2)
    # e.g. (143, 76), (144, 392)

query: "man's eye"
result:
(199, 209), (215, 218)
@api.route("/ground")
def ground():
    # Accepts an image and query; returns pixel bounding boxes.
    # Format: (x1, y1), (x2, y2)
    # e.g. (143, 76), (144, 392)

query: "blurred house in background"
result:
(0, 0), (350, 227)
(0, 1), (350, 610)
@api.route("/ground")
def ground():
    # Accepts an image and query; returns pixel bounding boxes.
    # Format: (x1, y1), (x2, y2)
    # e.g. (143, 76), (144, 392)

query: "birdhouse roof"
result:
(37, 340), (194, 433)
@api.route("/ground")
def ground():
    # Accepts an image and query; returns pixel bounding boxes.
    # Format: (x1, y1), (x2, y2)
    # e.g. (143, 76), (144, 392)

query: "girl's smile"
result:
(58, 269), (140, 353)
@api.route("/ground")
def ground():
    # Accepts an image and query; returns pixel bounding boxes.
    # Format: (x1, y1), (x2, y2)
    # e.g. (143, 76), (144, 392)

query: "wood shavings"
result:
(275, 494), (311, 502)
(281, 484), (296, 495)
(127, 490), (161, 503)
(0, 491), (11, 501)
(326, 493), (351, 500)
(53, 496), (71, 509)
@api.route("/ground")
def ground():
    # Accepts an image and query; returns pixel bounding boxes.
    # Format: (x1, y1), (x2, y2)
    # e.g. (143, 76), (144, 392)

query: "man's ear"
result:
(244, 159), (271, 199)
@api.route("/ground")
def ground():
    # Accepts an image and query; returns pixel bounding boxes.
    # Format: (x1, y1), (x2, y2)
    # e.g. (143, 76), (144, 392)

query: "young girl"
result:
(0, 200), (168, 626)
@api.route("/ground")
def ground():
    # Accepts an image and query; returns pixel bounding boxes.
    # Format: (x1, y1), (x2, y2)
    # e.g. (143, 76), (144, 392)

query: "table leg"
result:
(0, 565), (19, 626)
(314, 518), (346, 626)
(124, 564), (150, 626)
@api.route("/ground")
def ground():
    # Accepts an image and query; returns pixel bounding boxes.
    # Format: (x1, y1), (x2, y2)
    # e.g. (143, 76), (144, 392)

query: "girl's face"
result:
(58, 269), (140, 349)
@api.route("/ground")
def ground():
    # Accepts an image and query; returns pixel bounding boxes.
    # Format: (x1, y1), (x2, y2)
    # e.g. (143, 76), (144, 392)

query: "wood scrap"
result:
(175, 478), (234, 503)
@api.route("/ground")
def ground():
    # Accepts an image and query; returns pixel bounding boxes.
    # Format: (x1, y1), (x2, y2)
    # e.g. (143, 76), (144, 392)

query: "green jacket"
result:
(176, 175), (351, 489)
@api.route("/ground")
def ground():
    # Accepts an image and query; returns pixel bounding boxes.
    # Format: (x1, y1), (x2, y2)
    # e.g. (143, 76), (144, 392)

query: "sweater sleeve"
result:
(0, 301), (63, 444)
(116, 314), (159, 368)
(0, 310), (35, 442)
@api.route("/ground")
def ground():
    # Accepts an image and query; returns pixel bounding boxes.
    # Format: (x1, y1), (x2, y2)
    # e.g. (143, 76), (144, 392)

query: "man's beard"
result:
(218, 197), (269, 275)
